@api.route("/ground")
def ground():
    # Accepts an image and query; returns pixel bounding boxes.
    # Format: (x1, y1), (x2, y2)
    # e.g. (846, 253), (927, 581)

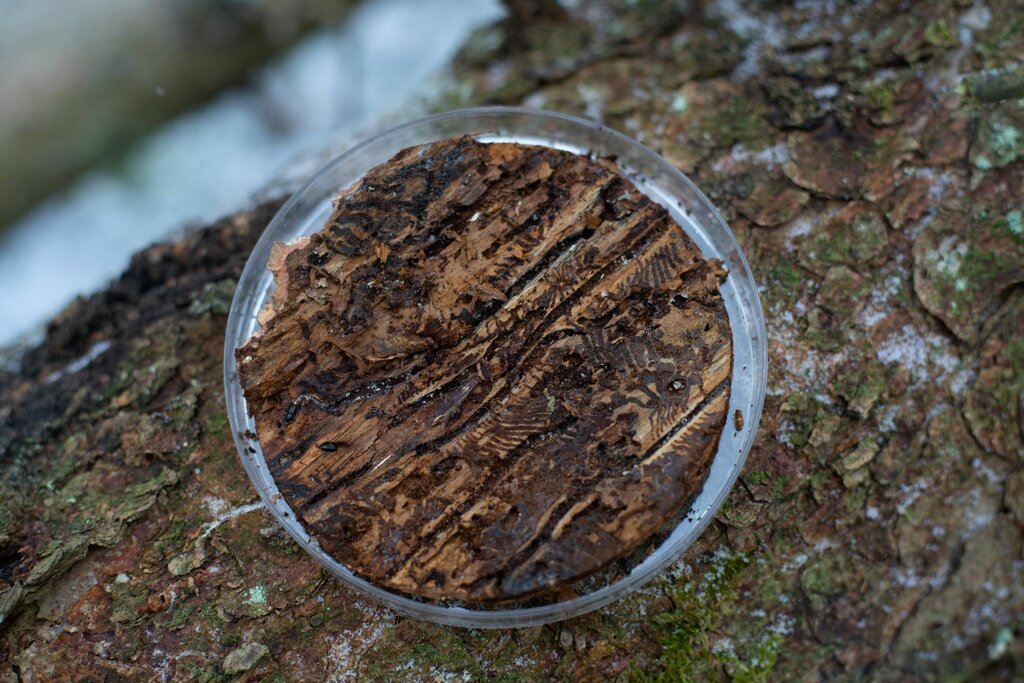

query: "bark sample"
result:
(236, 137), (733, 602)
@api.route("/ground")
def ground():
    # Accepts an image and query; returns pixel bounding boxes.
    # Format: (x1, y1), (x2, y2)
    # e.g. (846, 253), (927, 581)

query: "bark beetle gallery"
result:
(236, 136), (733, 603)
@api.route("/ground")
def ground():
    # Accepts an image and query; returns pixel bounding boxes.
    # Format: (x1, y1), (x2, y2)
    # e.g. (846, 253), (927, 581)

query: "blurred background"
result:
(0, 0), (504, 351)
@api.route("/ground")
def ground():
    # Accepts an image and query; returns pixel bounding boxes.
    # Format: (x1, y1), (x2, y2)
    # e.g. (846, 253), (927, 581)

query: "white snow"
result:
(44, 339), (112, 383)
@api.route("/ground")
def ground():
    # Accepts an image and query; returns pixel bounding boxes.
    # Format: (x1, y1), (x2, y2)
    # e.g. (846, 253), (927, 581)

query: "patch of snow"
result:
(896, 479), (928, 515)
(712, 637), (735, 654)
(770, 613), (795, 635)
(932, 236), (968, 277)
(875, 325), (930, 376)
(923, 168), (958, 201)
(960, 488), (997, 539)
(873, 324), (972, 395)
(782, 539), (833, 573)
(324, 619), (390, 683)
(893, 566), (922, 588)
(710, 0), (784, 81)
(962, 4), (992, 32)
(812, 83), (840, 99)
(204, 496), (229, 518)
(876, 402), (899, 433)
(577, 83), (605, 122)
(44, 340), (112, 383)
(782, 215), (816, 248)
(859, 305), (889, 328)
(754, 142), (791, 166)
(958, 3), (992, 46)
(971, 458), (1001, 486)
(200, 501), (265, 539)
(726, 142), (790, 168)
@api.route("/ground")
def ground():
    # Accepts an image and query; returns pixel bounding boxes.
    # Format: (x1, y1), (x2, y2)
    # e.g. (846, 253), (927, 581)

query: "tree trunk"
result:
(2, 0), (1023, 680)
(0, 0), (361, 230)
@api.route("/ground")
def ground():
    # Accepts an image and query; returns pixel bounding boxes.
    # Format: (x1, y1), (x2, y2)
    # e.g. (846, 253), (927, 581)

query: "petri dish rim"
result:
(223, 106), (768, 628)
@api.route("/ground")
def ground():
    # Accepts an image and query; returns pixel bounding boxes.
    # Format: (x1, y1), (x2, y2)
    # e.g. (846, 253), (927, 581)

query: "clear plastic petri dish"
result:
(223, 107), (767, 628)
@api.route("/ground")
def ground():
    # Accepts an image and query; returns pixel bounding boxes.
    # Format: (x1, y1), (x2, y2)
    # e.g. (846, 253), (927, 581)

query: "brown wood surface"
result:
(236, 137), (733, 602)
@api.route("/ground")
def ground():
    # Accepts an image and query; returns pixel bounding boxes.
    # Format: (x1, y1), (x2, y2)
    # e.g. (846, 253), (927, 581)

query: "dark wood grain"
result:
(236, 137), (732, 602)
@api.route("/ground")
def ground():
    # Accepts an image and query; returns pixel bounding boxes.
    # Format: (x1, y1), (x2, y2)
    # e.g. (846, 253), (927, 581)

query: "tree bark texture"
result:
(1, 0), (1023, 680)
(236, 138), (731, 603)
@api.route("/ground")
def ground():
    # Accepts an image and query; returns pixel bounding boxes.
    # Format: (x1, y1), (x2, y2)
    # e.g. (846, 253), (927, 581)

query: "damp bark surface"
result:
(6, 0), (1022, 678)
(235, 137), (733, 602)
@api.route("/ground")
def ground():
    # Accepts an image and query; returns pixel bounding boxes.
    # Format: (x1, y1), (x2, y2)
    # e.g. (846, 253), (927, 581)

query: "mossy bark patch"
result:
(2, 0), (1024, 679)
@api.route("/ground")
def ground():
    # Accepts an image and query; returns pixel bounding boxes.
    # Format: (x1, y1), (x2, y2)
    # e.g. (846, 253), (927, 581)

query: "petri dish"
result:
(223, 107), (767, 628)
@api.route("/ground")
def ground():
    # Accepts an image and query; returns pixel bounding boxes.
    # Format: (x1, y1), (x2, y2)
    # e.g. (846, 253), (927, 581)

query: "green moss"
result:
(924, 19), (958, 49)
(110, 579), (147, 625)
(718, 634), (783, 683)
(118, 467), (179, 520)
(769, 261), (807, 291)
(865, 81), (895, 113)
(165, 383), (201, 429)
(803, 313), (847, 353)
(720, 500), (760, 528)
(833, 358), (886, 418)
(184, 663), (222, 683)
(697, 98), (770, 151)
(782, 391), (831, 447)
(8, 438), (43, 469)
(744, 471), (771, 487)
(634, 550), (754, 682)
(668, 26), (747, 81)
(801, 550), (863, 607)
(845, 483), (870, 512)
(809, 469), (833, 499)
(769, 475), (790, 501)
(363, 636), (483, 682)
(755, 574), (781, 604)
(961, 245), (1021, 289)
(806, 211), (887, 268)
(151, 517), (189, 559)
(763, 76), (826, 129)
(200, 603), (225, 630)
(166, 601), (195, 630)
(974, 13), (1024, 69)
(203, 410), (229, 439)
(188, 279), (236, 317)
(757, 252), (809, 310)
(1005, 337), (1024, 377)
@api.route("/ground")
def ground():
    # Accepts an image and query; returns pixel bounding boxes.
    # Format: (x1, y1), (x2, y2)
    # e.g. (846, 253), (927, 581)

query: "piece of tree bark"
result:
(2, 0), (1023, 680)
(237, 138), (731, 602)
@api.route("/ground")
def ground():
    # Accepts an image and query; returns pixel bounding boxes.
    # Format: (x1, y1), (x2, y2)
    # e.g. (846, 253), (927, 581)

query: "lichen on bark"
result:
(1, 0), (1023, 680)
